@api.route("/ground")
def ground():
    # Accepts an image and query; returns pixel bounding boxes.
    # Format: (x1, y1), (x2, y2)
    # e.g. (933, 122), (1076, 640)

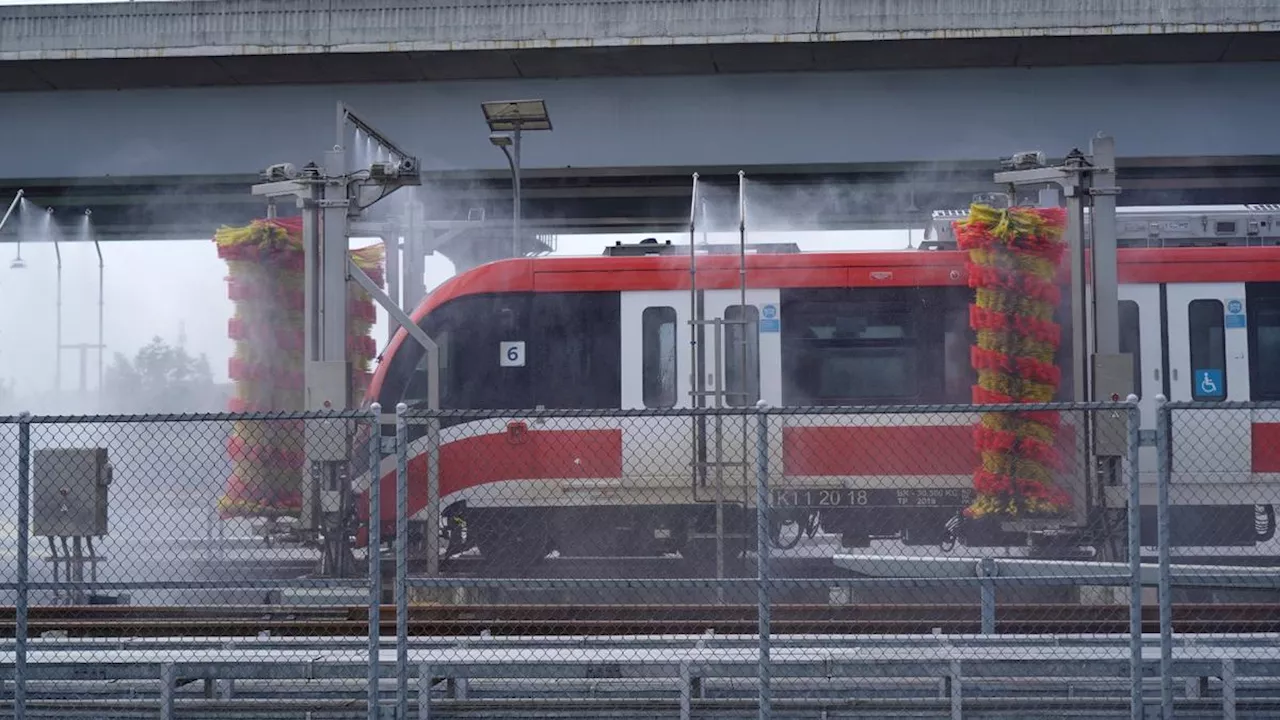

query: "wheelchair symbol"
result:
(1198, 370), (1223, 397)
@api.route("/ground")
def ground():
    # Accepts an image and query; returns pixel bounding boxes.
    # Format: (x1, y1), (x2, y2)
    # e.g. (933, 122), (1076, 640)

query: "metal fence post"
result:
(979, 557), (996, 635)
(395, 403), (410, 719)
(754, 402), (771, 720)
(367, 404), (383, 720)
(15, 412), (31, 720)
(1155, 395), (1172, 718)
(1125, 395), (1142, 720)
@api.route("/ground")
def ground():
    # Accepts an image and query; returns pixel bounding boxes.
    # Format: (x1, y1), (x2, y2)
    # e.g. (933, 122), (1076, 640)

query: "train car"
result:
(359, 205), (1280, 566)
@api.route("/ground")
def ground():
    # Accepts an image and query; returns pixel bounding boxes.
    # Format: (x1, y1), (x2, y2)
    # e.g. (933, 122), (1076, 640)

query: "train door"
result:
(619, 291), (695, 498)
(1165, 283), (1252, 482)
(698, 288), (783, 493)
(1117, 285), (1162, 485)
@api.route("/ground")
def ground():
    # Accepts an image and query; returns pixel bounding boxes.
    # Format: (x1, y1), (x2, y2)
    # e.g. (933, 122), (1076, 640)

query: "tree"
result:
(103, 336), (221, 413)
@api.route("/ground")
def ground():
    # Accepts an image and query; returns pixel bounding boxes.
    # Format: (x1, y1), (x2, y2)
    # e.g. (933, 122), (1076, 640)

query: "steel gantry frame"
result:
(986, 135), (1131, 538)
(250, 103), (442, 578)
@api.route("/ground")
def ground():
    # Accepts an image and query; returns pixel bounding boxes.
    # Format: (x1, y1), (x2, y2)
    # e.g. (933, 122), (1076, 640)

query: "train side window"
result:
(782, 296), (919, 405)
(943, 306), (974, 403)
(1188, 299), (1226, 401)
(642, 307), (677, 408)
(1253, 298), (1280, 401)
(724, 305), (761, 407)
(1118, 300), (1142, 398)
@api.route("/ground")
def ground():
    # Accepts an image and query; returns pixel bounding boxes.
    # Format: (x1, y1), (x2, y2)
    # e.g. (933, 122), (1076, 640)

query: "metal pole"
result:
(713, 320), (725, 600)
(95, 239), (104, 393)
(979, 557), (996, 635)
(1090, 135), (1120, 356)
(367, 403), (383, 720)
(1126, 394), (1143, 720)
(425, 416), (441, 578)
(1155, 395), (1172, 718)
(1064, 162), (1089, 404)
(754, 404), (771, 720)
(511, 124), (522, 258)
(54, 240), (62, 393)
(395, 403), (410, 719)
(689, 172), (699, 385)
(15, 412), (31, 720)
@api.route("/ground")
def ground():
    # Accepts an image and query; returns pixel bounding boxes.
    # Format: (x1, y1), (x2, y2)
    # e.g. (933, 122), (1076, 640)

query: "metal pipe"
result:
(512, 125), (523, 258)
(54, 238), (62, 393)
(366, 403), (382, 720)
(1155, 395), (1173, 718)
(1125, 395), (1142, 720)
(94, 238), (103, 393)
(0, 189), (22, 235)
(395, 403), (410, 719)
(688, 173), (702, 497)
(738, 170), (747, 311)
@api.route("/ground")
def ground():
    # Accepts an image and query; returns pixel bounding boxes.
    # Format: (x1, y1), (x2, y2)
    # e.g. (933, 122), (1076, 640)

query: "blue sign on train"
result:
(1225, 298), (1246, 329)
(1196, 369), (1225, 398)
(760, 304), (780, 333)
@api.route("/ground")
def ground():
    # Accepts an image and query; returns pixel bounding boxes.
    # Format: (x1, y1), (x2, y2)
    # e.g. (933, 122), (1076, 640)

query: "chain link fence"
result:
(0, 399), (1275, 717)
(1156, 400), (1280, 719)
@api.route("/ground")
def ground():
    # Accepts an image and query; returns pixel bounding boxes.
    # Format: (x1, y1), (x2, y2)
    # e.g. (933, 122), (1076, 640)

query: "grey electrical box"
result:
(305, 360), (352, 462)
(32, 448), (112, 538)
(1092, 353), (1134, 457)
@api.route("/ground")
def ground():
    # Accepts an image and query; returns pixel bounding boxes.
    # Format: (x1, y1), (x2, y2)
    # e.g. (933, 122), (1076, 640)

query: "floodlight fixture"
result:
(481, 99), (552, 133)
(481, 99), (553, 259)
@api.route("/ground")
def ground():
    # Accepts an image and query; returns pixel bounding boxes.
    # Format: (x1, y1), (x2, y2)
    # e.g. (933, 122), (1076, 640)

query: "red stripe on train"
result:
(361, 428), (623, 534)
(782, 423), (1081, 477)
(1253, 423), (1280, 473)
(783, 425), (977, 476)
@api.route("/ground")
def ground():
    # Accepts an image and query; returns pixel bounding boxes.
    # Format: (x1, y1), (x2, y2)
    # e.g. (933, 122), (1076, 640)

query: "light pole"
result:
(480, 99), (552, 259)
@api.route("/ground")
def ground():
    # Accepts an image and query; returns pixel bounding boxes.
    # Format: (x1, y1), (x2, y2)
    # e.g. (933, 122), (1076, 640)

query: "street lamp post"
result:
(480, 100), (552, 259)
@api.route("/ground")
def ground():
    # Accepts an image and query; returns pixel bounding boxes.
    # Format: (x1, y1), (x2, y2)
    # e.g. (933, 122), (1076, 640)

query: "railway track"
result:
(0, 603), (1276, 638)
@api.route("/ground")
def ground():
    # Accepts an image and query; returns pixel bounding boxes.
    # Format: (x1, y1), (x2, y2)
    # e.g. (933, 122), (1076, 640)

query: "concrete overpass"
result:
(1, 1), (1279, 264)
(2, 0), (1278, 90)
(3, 62), (1280, 252)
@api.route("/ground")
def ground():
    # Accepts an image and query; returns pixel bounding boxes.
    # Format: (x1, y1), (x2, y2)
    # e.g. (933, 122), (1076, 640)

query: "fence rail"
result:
(0, 398), (1274, 718)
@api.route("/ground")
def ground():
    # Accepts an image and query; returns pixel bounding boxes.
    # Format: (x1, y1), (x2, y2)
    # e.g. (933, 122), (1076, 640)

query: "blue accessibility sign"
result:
(759, 304), (780, 333)
(1195, 368), (1225, 398)
(1225, 298), (1246, 329)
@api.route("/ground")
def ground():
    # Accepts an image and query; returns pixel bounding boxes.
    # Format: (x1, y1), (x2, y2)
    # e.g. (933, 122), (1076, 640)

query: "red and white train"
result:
(359, 204), (1280, 565)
